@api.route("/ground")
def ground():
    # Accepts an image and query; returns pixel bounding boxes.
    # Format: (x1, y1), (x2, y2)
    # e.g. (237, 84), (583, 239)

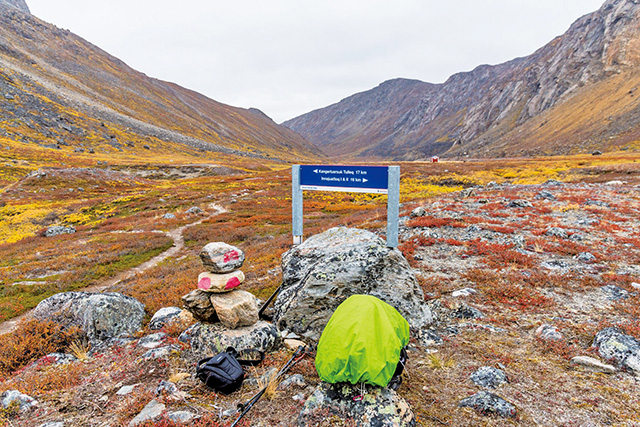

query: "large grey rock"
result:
(181, 289), (219, 322)
(32, 292), (145, 345)
(298, 382), (415, 427)
(199, 242), (245, 273)
(1, 390), (37, 412)
(188, 320), (280, 357)
(593, 328), (640, 375)
(274, 227), (432, 340)
(459, 391), (516, 418)
(209, 290), (259, 329)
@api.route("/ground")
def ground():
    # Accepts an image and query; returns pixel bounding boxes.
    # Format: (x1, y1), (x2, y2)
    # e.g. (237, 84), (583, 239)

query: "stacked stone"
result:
(182, 242), (259, 330)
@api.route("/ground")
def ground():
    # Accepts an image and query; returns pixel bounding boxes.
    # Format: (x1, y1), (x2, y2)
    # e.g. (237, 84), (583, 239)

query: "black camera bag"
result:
(196, 347), (264, 394)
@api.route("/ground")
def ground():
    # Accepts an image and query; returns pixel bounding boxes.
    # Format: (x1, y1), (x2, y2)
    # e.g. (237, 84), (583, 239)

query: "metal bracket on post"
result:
(386, 166), (400, 248)
(292, 165), (303, 245)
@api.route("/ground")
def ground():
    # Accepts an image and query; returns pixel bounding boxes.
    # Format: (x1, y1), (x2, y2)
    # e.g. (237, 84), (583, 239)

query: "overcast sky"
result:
(27, 0), (605, 123)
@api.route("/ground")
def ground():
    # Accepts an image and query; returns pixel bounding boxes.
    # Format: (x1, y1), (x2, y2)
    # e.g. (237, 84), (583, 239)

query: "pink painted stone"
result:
(197, 271), (245, 293)
(200, 242), (245, 273)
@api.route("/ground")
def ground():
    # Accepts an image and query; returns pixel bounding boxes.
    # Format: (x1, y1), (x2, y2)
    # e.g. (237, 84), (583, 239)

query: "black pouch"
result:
(196, 347), (264, 394)
(388, 347), (408, 391)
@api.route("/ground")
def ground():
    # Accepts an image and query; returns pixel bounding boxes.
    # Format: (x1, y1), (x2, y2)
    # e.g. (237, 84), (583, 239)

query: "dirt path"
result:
(0, 204), (227, 336)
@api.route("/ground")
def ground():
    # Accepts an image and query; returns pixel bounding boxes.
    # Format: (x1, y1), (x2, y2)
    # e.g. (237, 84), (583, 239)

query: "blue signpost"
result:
(292, 165), (400, 248)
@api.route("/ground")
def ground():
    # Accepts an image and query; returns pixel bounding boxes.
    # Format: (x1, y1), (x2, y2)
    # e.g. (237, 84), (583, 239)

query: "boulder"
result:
(199, 242), (245, 273)
(32, 292), (144, 345)
(149, 307), (183, 330)
(181, 289), (219, 322)
(593, 328), (640, 375)
(129, 399), (165, 426)
(298, 382), (415, 427)
(209, 290), (259, 329)
(570, 356), (616, 374)
(188, 321), (280, 357)
(274, 227), (432, 340)
(197, 271), (244, 292)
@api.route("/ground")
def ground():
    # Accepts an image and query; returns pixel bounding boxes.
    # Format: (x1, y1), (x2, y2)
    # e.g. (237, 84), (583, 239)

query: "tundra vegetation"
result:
(1, 140), (640, 425)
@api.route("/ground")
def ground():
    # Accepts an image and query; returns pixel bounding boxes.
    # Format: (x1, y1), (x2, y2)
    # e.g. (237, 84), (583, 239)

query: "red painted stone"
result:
(224, 250), (240, 263)
(198, 277), (212, 290)
(225, 276), (241, 290)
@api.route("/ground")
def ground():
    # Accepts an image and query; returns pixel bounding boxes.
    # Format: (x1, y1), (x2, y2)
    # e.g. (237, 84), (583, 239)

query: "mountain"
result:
(284, 0), (640, 160)
(0, 1), (322, 163)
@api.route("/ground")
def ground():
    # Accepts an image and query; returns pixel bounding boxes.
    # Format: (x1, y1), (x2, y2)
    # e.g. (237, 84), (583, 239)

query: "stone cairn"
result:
(181, 242), (259, 329)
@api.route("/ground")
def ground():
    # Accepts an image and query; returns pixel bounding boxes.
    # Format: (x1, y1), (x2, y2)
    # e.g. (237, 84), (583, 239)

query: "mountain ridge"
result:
(0, 3), (322, 163)
(284, 0), (640, 160)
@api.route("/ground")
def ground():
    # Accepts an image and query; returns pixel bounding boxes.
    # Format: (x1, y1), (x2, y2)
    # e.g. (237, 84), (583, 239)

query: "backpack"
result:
(196, 347), (264, 394)
(315, 295), (410, 388)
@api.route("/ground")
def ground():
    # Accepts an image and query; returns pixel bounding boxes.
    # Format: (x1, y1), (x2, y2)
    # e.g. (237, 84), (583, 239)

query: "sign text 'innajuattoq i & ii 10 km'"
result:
(292, 165), (400, 248)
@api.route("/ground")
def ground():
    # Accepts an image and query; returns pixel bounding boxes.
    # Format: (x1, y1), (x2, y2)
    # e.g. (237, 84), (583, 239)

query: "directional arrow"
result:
(363, 179), (368, 183)
(313, 169), (318, 173)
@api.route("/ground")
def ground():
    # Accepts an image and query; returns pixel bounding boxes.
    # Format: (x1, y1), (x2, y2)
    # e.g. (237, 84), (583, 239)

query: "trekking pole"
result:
(258, 281), (284, 320)
(230, 346), (307, 427)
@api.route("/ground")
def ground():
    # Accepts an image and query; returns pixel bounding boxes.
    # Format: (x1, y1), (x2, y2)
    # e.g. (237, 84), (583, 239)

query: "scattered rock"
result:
(575, 252), (596, 263)
(181, 289), (219, 322)
(129, 399), (165, 426)
(166, 411), (198, 423)
(188, 320), (280, 357)
(601, 285), (629, 301)
(470, 367), (508, 389)
(149, 307), (183, 330)
(155, 380), (179, 396)
(458, 391), (516, 418)
(535, 190), (556, 201)
(138, 333), (167, 349)
(41, 352), (77, 365)
(298, 382), (415, 427)
(279, 374), (306, 390)
(507, 199), (532, 208)
(274, 227), (432, 340)
(163, 213), (176, 219)
(37, 422), (64, 427)
(536, 324), (563, 341)
(451, 304), (484, 319)
(45, 225), (76, 237)
(593, 328), (640, 375)
(545, 227), (569, 239)
(570, 356), (616, 374)
(1, 390), (37, 412)
(284, 339), (306, 351)
(451, 288), (477, 297)
(186, 207), (203, 214)
(410, 206), (426, 218)
(116, 385), (138, 396)
(141, 345), (180, 360)
(209, 290), (259, 329)
(32, 292), (145, 346)
(199, 242), (245, 273)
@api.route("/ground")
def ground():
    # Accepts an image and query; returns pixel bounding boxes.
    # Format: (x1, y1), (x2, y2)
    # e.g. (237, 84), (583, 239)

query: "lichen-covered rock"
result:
(32, 292), (144, 345)
(536, 324), (564, 341)
(470, 367), (509, 389)
(149, 307), (183, 330)
(458, 391), (516, 418)
(593, 327), (640, 374)
(209, 290), (259, 329)
(197, 271), (244, 292)
(45, 225), (76, 237)
(181, 289), (219, 322)
(188, 321), (280, 357)
(298, 382), (415, 427)
(199, 242), (245, 273)
(274, 227), (432, 340)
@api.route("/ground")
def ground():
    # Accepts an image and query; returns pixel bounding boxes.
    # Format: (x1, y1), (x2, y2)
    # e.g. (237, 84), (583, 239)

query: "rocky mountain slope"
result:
(0, 0), (322, 163)
(284, 0), (640, 160)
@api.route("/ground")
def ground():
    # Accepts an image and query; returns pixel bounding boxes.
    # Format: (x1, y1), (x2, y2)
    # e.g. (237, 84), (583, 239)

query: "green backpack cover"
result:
(315, 294), (410, 387)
